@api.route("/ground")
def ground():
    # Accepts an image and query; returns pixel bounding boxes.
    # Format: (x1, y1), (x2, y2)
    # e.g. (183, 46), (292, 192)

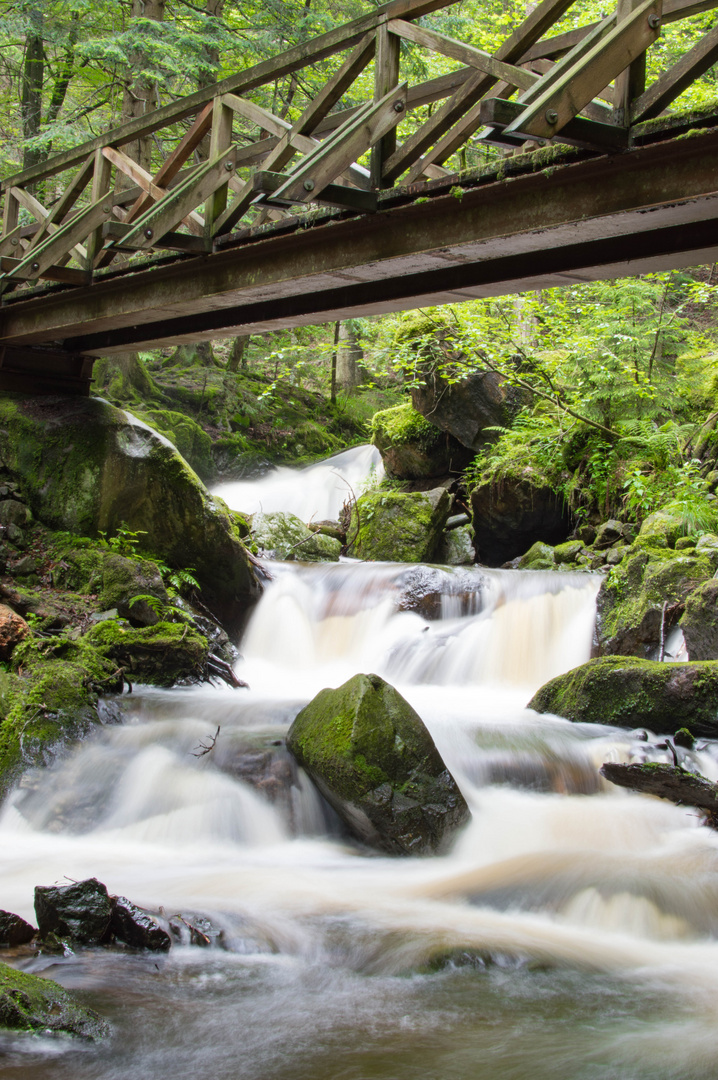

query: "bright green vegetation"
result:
(0, 962), (109, 1040)
(370, 402), (440, 450)
(348, 488), (451, 563)
(286, 673), (469, 855)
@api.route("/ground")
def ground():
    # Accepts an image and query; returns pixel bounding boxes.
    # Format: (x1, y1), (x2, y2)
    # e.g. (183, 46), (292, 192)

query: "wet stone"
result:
(34, 877), (114, 946)
(0, 911), (35, 947)
(110, 897), (171, 952)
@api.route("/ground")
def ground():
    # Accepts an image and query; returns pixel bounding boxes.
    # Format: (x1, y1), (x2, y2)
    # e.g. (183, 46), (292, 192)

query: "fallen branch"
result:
(191, 726), (220, 758)
(206, 655), (248, 689)
(600, 761), (718, 829)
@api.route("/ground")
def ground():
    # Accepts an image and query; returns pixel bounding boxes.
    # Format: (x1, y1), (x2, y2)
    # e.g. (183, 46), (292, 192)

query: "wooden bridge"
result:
(2, 0), (718, 393)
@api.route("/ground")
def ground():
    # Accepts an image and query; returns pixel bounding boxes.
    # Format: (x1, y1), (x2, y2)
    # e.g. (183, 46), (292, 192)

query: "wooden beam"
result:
(631, 21), (718, 121)
(504, 0), (661, 140)
(387, 19), (538, 89)
(9, 186), (87, 265)
(481, 96), (630, 149)
(205, 100), (235, 233)
(25, 153), (95, 253)
(1, 193), (114, 281)
(0, 255), (89, 285)
(613, 0), (651, 124)
(371, 26), (401, 187)
(254, 170), (378, 211)
(86, 148), (113, 268)
(0, 347), (94, 396)
(102, 221), (210, 253)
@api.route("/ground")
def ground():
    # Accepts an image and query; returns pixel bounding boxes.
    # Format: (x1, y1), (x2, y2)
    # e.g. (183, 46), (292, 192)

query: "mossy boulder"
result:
(554, 540), (586, 565)
(286, 673), (470, 854)
(98, 553), (169, 626)
(250, 511), (341, 561)
(0, 961), (109, 1040)
(411, 368), (528, 451)
(0, 394), (259, 628)
(348, 487), (451, 562)
(637, 502), (718, 549)
(436, 524), (475, 565)
(134, 407), (214, 481)
(86, 619), (209, 685)
(529, 656), (718, 735)
(470, 471), (571, 566)
(519, 541), (556, 570)
(597, 547), (715, 657)
(371, 403), (470, 480)
(681, 580), (718, 660)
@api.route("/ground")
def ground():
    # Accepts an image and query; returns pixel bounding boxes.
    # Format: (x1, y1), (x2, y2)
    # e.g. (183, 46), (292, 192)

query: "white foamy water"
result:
(2, 457), (718, 1080)
(213, 443), (384, 521)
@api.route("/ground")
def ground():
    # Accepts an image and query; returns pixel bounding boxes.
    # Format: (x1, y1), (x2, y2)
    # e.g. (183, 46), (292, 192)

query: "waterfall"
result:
(2, 448), (718, 1080)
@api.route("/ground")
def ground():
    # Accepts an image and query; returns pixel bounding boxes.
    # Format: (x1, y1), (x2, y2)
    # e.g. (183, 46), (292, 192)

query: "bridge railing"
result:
(1, 0), (717, 295)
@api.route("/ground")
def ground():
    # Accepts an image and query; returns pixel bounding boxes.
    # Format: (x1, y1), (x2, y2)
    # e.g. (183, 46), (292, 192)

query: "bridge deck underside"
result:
(2, 127), (718, 357)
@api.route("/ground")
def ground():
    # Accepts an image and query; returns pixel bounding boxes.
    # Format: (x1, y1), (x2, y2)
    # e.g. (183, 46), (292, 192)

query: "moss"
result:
(529, 655), (718, 736)
(86, 619), (209, 685)
(349, 488), (451, 562)
(133, 407), (214, 481)
(0, 961), (109, 1039)
(370, 402), (442, 450)
(519, 541), (556, 570)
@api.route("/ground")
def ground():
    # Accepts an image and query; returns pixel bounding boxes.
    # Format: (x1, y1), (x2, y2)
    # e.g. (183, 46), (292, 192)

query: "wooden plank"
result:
(613, 0), (650, 124)
(481, 95), (630, 148)
(86, 148), (113, 267)
(25, 153), (95, 253)
(206, 100), (235, 232)
(631, 21), (718, 121)
(221, 93), (290, 138)
(272, 83), (407, 202)
(372, 26), (401, 186)
(254, 170), (378, 211)
(517, 13), (616, 106)
(112, 147), (237, 251)
(504, 0), (661, 140)
(1, 195), (113, 281)
(382, 0), (578, 182)
(9, 186), (87, 264)
(388, 19), (538, 90)
(0, 255), (89, 285)
(0, 224), (26, 257)
(2, 190), (19, 241)
(102, 221), (210, 253)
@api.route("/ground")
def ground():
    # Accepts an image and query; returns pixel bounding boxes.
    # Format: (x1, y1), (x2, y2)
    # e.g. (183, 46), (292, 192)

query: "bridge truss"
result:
(2, 0), (718, 392)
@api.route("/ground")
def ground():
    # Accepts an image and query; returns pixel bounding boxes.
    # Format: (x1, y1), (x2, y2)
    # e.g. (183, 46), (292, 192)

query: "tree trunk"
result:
(121, 0), (166, 174)
(21, 1), (45, 181)
(92, 351), (158, 401)
(330, 321), (340, 404)
(227, 335), (250, 372)
(336, 322), (364, 392)
(600, 762), (718, 829)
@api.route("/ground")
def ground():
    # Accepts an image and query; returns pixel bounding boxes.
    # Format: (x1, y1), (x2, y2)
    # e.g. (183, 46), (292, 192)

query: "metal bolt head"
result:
(648, 12), (661, 27)
(31, 262), (39, 271)
(545, 109), (558, 125)
(303, 179), (315, 192)
(225, 160), (234, 171)
(144, 228), (153, 239)
(394, 99), (405, 113)
(10, 238), (18, 246)
(103, 204), (111, 213)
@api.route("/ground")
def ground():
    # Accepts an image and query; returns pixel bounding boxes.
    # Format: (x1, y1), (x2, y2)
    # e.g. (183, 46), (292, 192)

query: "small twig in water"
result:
(191, 726), (220, 757)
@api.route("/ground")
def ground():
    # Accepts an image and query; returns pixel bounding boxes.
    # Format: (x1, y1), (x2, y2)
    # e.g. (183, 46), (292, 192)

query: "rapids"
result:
(2, 445), (718, 1080)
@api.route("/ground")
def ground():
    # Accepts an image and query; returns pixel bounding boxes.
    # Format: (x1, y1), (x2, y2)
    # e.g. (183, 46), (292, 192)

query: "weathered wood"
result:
(101, 221), (210, 253)
(0, 256), (89, 284)
(25, 153), (95, 253)
(371, 26), (401, 187)
(86, 148), (113, 268)
(517, 14), (616, 106)
(0, 224), (27, 258)
(613, 0), (651, 124)
(504, 0), (661, 140)
(631, 21), (718, 121)
(600, 761), (718, 827)
(481, 96), (630, 149)
(0, 346), (93, 396)
(206, 100), (235, 232)
(2, 193), (113, 281)
(254, 171), (378, 212)
(9, 186), (87, 265)
(388, 19), (538, 90)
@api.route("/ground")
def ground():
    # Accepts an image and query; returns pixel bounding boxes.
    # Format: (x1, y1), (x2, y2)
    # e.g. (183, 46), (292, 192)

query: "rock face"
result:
(0, 604), (29, 660)
(348, 487), (451, 562)
(681, 580), (718, 660)
(99, 553), (168, 626)
(470, 473), (571, 566)
(286, 673), (470, 855)
(437, 524), (475, 566)
(86, 620), (210, 685)
(35, 878), (114, 946)
(371, 402), (471, 480)
(0, 395), (259, 627)
(411, 369), (528, 450)
(110, 897), (171, 951)
(250, 510), (341, 561)
(0, 910), (35, 947)
(528, 656), (718, 736)
(0, 961), (109, 1039)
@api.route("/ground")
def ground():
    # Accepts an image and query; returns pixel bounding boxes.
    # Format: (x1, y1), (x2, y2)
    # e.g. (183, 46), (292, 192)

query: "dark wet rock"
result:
(348, 487), (451, 563)
(0, 961), (109, 1039)
(0, 911), (35, 947)
(395, 565), (483, 620)
(0, 604), (29, 660)
(286, 673), (470, 855)
(681, 580), (718, 660)
(34, 877), (113, 946)
(470, 474), (571, 566)
(577, 523), (597, 545)
(528, 656), (718, 736)
(600, 761), (718, 828)
(110, 897), (171, 951)
(411, 369), (528, 451)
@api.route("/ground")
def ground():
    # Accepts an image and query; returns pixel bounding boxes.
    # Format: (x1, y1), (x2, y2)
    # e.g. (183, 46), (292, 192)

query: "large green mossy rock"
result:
(135, 407), (214, 481)
(682, 579), (718, 660)
(286, 673), (470, 855)
(0, 961), (109, 1040)
(250, 510), (341, 561)
(348, 487), (451, 562)
(528, 656), (718, 736)
(371, 403), (470, 480)
(597, 546), (716, 657)
(0, 395), (259, 626)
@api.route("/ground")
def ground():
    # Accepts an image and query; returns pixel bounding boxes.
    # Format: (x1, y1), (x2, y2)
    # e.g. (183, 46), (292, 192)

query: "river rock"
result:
(0, 911), (35, 947)
(0, 961), (109, 1039)
(437, 524), (476, 565)
(251, 510), (341, 561)
(371, 402), (471, 480)
(34, 877), (114, 946)
(99, 553), (169, 626)
(528, 655), (718, 735)
(411, 369), (528, 450)
(348, 487), (451, 562)
(0, 604), (29, 660)
(110, 897), (171, 951)
(518, 541), (556, 570)
(286, 673), (470, 855)
(681, 580), (718, 660)
(86, 619), (210, 686)
(470, 472), (571, 566)
(0, 395), (260, 630)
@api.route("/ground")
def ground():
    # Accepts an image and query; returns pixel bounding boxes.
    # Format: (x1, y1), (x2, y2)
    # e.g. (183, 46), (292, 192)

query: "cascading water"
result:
(3, 445), (718, 1080)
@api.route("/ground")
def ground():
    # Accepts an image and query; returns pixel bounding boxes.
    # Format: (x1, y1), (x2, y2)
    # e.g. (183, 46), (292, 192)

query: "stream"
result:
(3, 447), (718, 1079)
